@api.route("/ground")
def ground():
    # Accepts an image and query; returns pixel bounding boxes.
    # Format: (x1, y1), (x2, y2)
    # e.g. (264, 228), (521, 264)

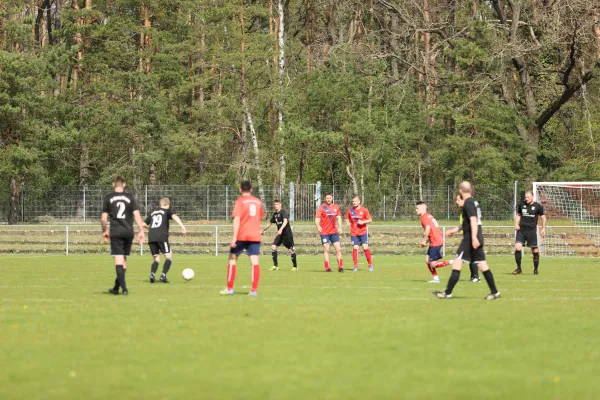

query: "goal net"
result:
(533, 182), (600, 257)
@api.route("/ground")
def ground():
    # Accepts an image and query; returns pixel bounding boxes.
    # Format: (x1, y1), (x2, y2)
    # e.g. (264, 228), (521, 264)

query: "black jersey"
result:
(102, 192), (139, 238)
(270, 209), (293, 237)
(461, 197), (484, 242)
(145, 208), (174, 242)
(517, 201), (544, 229)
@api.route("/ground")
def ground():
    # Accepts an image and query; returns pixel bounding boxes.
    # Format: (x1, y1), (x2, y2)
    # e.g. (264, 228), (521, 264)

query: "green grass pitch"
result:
(1, 254), (599, 399)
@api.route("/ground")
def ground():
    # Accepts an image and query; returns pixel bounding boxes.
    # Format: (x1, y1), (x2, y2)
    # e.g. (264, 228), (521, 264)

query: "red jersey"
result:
(315, 203), (341, 235)
(420, 213), (443, 247)
(346, 206), (371, 236)
(232, 195), (264, 242)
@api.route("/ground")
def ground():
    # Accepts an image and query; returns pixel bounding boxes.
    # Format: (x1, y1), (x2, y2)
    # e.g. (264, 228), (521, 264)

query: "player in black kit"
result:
(513, 190), (546, 275)
(262, 199), (298, 271)
(101, 176), (145, 295)
(144, 198), (187, 283)
(433, 181), (500, 300)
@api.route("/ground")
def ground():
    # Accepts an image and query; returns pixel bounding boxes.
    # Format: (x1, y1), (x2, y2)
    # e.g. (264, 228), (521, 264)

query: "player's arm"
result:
(231, 215), (241, 247)
(540, 214), (547, 238)
(515, 212), (521, 230)
(421, 225), (431, 247)
(314, 217), (322, 233)
(172, 214), (187, 235)
(101, 212), (109, 243)
(278, 218), (288, 235)
(336, 216), (343, 234)
(345, 211), (352, 227)
(446, 226), (460, 237)
(470, 216), (480, 249)
(262, 222), (272, 235)
(359, 217), (372, 225)
(133, 210), (145, 244)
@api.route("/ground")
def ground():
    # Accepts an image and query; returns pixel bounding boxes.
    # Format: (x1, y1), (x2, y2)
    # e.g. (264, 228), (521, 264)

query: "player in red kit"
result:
(416, 201), (452, 283)
(345, 196), (374, 272)
(315, 193), (344, 272)
(220, 181), (264, 296)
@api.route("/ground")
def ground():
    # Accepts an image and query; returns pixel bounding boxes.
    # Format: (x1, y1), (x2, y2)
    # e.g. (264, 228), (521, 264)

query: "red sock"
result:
(324, 261), (331, 271)
(338, 258), (343, 269)
(227, 263), (236, 290)
(352, 249), (359, 266)
(433, 260), (451, 268)
(364, 249), (372, 265)
(251, 265), (260, 292)
(427, 263), (437, 277)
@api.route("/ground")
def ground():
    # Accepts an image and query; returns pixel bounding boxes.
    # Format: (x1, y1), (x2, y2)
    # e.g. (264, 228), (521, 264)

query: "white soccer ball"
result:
(182, 268), (195, 281)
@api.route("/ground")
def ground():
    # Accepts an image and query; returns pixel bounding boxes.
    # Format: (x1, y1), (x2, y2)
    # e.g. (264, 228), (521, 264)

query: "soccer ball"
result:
(182, 268), (195, 281)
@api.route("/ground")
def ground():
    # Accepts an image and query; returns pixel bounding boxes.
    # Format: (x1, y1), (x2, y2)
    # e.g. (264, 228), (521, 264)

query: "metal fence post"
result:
(215, 226), (219, 256)
(21, 186), (24, 223)
(287, 182), (294, 221)
(66, 226), (69, 256)
(316, 181), (321, 209)
(447, 186), (450, 220)
(145, 185), (148, 217)
(383, 195), (386, 221)
(83, 186), (87, 223)
(225, 186), (229, 221)
(207, 186), (210, 220)
(442, 226), (446, 257)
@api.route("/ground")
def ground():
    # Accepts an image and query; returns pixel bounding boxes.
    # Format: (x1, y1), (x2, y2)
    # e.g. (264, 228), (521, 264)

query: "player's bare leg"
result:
(322, 243), (332, 271)
(477, 261), (500, 299)
(249, 254), (260, 295)
(362, 243), (373, 271)
(532, 247), (540, 275)
(150, 254), (160, 283)
(159, 253), (172, 283)
(513, 242), (523, 274)
(270, 244), (279, 271)
(220, 253), (238, 295)
(425, 255), (440, 283)
(333, 241), (344, 272)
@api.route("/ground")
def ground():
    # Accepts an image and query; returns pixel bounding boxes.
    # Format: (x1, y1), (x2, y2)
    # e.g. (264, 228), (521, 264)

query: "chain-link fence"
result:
(1, 182), (520, 223)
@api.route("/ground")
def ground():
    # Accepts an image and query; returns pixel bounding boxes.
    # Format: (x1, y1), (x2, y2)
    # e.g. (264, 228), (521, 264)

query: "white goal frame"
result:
(533, 182), (600, 257)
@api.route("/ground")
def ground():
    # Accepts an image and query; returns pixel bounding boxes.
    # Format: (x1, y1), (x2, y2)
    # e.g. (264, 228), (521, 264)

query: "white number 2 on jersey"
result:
(431, 217), (439, 228)
(116, 202), (126, 219)
(249, 204), (257, 217)
(151, 214), (163, 228)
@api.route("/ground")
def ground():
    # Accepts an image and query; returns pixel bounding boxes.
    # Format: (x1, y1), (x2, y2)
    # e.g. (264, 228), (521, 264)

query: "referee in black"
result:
(433, 181), (500, 300)
(101, 176), (145, 295)
(262, 199), (298, 271)
(513, 190), (546, 275)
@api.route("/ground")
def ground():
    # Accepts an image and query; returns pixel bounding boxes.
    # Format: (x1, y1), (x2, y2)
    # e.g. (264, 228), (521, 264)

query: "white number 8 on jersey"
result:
(249, 204), (257, 217)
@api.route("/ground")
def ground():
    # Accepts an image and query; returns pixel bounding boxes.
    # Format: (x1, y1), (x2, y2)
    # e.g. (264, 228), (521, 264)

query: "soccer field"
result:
(1, 254), (598, 399)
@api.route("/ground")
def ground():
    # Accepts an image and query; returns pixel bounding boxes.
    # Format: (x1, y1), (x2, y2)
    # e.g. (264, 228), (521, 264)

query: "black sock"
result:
(291, 252), (297, 268)
(113, 278), (120, 291)
(445, 269), (461, 295)
(151, 261), (159, 275)
(533, 252), (539, 271)
(515, 251), (522, 269)
(272, 250), (278, 267)
(483, 269), (498, 294)
(469, 262), (479, 279)
(116, 265), (127, 291)
(162, 259), (172, 275)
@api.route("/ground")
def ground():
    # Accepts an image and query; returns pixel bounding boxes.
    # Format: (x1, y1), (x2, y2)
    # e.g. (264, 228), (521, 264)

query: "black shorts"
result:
(111, 236), (133, 257)
(516, 228), (538, 248)
(455, 239), (486, 264)
(273, 235), (294, 250)
(149, 241), (171, 255)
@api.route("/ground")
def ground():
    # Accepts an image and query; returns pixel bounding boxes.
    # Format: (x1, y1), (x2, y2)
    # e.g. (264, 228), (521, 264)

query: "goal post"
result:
(533, 182), (600, 257)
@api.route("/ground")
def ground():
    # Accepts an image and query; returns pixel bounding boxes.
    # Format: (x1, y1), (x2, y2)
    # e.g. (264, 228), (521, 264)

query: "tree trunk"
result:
(8, 176), (20, 225)
(594, 22), (600, 59)
(297, 145), (306, 184)
(343, 138), (359, 196)
(149, 164), (157, 185)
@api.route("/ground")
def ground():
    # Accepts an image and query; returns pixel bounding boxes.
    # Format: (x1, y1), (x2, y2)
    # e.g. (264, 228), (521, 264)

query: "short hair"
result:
(416, 201), (426, 206)
(160, 198), (170, 207)
(113, 175), (126, 187)
(324, 192), (333, 197)
(240, 181), (252, 192)
(273, 199), (281, 204)
(525, 190), (533, 196)
(353, 196), (361, 202)
(458, 181), (472, 194)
